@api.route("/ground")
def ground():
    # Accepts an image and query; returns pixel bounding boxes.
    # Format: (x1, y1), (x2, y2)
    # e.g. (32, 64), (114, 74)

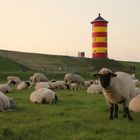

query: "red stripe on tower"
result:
(91, 14), (108, 59)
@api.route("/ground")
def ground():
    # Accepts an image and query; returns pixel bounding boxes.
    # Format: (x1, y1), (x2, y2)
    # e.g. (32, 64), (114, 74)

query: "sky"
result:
(0, 0), (140, 62)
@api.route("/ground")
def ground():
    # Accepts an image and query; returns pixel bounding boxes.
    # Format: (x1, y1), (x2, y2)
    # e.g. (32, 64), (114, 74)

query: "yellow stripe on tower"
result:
(92, 37), (107, 42)
(93, 27), (107, 32)
(92, 47), (107, 53)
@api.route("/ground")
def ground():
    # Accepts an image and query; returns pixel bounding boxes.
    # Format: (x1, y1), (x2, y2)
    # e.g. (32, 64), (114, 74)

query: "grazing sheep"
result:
(0, 91), (16, 112)
(94, 68), (135, 120)
(64, 73), (85, 89)
(16, 81), (31, 90)
(30, 73), (49, 84)
(49, 81), (67, 90)
(87, 84), (103, 94)
(30, 88), (58, 104)
(0, 80), (16, 93)
(35, 82), (50, 90)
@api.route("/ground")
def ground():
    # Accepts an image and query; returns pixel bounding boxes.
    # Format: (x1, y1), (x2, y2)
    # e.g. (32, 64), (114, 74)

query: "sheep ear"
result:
(93, 74), (101, 78)
(110, 73), (117, 77)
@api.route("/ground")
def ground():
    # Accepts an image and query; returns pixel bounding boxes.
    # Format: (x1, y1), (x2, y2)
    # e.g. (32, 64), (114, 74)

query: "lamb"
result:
(0, 80), (16, 93)
(30, 88), (58, 104)
(94, 68), (135, 120)
(64, 73), (85, 89)
(0, 91), (16, 112)
(87, 84), (103, 94)
(30, 73), (49, 84)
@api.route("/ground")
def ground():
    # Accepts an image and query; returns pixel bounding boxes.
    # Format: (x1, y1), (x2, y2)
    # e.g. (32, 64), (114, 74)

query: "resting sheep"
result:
(0, 80), (16, 93)
(30, 88), (58, 104)
(49, 81), (67, 90)
(64, 73), (85, 89)
(16, 81), (31, 90)
(30, 73), (49, 84)
(0, 91), (16, 112)
(94, 68), (135, 120)
(87, 84), (103, 94)
(35, 82), (50, 90)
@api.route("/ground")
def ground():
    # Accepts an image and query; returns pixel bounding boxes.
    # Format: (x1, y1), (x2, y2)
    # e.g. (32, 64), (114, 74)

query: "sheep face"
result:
(94, 71), (117, 88)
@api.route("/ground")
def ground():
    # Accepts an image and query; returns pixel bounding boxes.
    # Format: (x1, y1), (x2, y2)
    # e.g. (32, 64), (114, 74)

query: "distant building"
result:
(91, 14), (108, 59)
(78, 52), (85, 58)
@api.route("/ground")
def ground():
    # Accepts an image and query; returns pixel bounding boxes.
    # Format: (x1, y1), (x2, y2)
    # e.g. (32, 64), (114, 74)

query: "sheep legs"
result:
(123, 107), (133, 121)
(109, 104), (118, 120)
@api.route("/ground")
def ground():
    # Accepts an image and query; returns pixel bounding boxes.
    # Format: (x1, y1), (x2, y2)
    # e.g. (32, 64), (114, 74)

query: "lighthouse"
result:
(91, 14), (108, 59)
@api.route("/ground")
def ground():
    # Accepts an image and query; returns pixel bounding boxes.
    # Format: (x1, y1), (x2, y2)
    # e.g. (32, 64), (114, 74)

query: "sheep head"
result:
(93, 68), (117, 88)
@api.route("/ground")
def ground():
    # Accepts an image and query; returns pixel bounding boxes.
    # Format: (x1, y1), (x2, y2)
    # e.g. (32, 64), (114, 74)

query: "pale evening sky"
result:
(0, 0), (140, 62)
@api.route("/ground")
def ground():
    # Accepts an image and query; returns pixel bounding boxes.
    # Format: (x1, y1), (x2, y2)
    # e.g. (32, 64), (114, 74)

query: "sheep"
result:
(30, 88), (58, 104)
(49, 81), (67, 90)
(35, 82), (50, 90)
(84, 80), (94, 88)
(30, 73), (49, 84)
(16, 81), (31, 90)
(133, 79), (140, 87)
(0, 91), (16, 112)
(129, 94), (140, 112)
(70, 83), (78, 90)
(0, 80), (16, 93)
(64, 73), (85, 89)
(87, 84), (103, 94)
(94, 68), (135, 120)
(7, 76), (21, 84)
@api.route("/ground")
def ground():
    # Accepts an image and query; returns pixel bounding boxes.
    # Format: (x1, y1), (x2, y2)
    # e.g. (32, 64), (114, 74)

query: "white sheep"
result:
(49, 81), (67, 90)
(133, 79), (140, 87)
(94, 68), (135, 120)
(0, 80), (16, 93)
(30, 88), (58, 104)
(7, 76), (21, 84)
(129, 94), (140, 112)
(30, 73), (49, 84)
(70, 83), (78, 90)
(16, 81), (31, 90)
(87, 84), (103, 94)
(64, 73), (85, 89)
(35, 82), (50, 90)
(0, 91), (16, 112)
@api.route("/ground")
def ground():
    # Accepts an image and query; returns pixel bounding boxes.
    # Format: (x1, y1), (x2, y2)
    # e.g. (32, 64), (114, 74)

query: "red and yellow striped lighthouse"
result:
(91, 14), (108, 59)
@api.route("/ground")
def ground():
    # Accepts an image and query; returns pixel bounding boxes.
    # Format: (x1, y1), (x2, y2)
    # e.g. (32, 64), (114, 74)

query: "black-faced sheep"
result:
(94, 68), (135, 120)
(64, 73), (85, 89)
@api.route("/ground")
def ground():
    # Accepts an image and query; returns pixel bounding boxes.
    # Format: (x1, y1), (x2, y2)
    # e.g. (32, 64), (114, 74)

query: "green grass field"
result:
(0, 88), (140, 140)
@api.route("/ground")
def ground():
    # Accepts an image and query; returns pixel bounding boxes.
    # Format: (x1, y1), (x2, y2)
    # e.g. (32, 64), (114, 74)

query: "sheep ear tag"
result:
(93, 74), (101, 78)
(110, 73), (117, 77)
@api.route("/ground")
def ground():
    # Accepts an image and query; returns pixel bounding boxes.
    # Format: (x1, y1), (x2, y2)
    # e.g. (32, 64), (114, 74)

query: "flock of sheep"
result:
(0, 69), (140, 121)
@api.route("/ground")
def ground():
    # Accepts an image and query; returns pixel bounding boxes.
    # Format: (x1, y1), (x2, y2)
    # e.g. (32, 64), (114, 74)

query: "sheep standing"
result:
(0, 91), (16, 112)
(30, 73), (49, 84)
(30, 88), (58, 104)
(64, 73), (85, 89)
(94, 68), (135, 120)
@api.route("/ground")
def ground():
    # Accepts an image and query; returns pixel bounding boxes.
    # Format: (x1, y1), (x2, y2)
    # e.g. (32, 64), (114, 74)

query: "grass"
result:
(0, 88), (140, 140)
